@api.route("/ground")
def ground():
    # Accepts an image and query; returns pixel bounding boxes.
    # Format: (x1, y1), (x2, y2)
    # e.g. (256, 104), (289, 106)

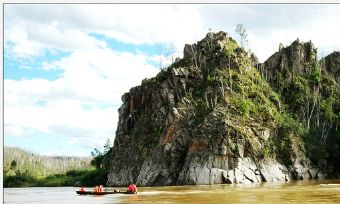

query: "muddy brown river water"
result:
(4, 180), (340, 204)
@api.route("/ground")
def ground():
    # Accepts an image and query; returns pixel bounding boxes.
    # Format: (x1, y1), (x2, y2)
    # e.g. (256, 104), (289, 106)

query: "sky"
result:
(3, 4), (340, 156)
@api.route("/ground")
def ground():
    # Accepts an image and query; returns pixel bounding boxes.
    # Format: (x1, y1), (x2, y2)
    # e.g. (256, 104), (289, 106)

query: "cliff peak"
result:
(321, 51), (340, 84)
(260, 39), (317, 86)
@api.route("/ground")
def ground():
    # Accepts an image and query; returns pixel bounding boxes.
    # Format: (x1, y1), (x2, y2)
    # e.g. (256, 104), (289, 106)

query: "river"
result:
(4, 180), (340, 204)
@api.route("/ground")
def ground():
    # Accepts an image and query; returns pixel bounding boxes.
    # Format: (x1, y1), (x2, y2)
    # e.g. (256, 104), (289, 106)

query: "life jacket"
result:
(128, 184), (134, 192)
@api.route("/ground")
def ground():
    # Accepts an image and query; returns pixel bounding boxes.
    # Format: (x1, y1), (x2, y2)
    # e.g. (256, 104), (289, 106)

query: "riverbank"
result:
(3, 169), (107, 188)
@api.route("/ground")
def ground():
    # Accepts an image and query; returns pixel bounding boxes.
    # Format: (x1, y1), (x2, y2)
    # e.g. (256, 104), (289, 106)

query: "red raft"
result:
(76, 190), (137, 195)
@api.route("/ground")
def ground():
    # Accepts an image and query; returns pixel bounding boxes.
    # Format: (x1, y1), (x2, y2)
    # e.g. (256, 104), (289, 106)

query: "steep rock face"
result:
(108, 66), (202, 186)
(106, 32), (325, 187)
(259, 39), (317, 88)
(321, 51), (340, 84)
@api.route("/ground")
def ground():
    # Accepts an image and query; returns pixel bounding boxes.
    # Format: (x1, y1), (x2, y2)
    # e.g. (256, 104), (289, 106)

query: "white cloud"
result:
(4, 46), (159, 155)
(5, 17), (107, 58)
(5, 4), (205, 59)
(5, 26), (44, 58)
(44, 48), (159, 101)
(4, 4), (340, 156)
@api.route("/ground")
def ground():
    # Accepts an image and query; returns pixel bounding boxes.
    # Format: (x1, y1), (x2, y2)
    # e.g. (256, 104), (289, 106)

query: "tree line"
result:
(4, 140), (112, 188)
(4, 146), (92, 177)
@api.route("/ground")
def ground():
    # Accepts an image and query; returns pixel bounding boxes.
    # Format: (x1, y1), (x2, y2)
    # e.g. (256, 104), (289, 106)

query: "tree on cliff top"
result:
(91, 138), (113, 169)
(235, 24), (248, 48)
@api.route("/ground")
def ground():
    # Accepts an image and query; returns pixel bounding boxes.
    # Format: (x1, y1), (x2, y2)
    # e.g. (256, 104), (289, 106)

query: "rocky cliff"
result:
(259, 40), (340, 177)
(106, 31), (339, 187)
(321, 51), (340, 85)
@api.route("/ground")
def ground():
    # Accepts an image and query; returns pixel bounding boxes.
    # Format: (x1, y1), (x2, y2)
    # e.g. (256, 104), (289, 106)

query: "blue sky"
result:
(4, 48), (69, 80)
(4, 4), (340, 156)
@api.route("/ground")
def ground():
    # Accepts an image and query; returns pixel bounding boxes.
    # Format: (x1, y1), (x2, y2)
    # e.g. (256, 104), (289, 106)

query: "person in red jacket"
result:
(127, 182), (137, 193)
(94, 185), (99, 192)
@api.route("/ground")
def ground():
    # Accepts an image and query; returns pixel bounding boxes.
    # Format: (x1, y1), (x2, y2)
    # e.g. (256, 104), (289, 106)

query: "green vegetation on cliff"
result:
(261, 42), (340, 177)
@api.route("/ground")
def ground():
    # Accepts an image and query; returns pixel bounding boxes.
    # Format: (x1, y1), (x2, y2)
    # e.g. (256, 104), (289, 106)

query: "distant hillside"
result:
(4, 146), (93, 177)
